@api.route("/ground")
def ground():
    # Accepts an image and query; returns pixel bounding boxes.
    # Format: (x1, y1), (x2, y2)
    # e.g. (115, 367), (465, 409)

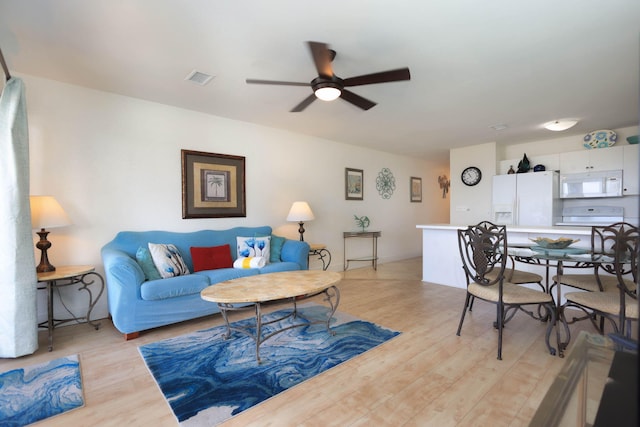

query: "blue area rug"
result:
(0, 354), (84, 426)
(139, 304), (400, 426)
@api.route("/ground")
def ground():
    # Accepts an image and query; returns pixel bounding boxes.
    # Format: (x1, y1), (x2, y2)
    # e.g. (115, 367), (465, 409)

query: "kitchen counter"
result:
(416, 223), (593, 289)
(417, 223), (593, 235)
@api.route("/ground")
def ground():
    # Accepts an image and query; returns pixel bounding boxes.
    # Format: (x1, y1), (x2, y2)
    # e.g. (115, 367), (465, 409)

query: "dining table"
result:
(505, 245), (624, 357)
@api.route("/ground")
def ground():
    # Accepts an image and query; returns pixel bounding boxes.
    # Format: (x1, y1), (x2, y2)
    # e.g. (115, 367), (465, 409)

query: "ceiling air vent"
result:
(185, 70), (214, 86)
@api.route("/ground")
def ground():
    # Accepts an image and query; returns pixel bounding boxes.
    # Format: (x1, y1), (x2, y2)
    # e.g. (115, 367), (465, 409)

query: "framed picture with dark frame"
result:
(345, 168), (364, 200)
(410, 176), (422, 203)
(181, 149), (246, 218)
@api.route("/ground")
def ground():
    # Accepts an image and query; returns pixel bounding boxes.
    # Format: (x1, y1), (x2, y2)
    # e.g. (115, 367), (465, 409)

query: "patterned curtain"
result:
(0, 77), (38, 357)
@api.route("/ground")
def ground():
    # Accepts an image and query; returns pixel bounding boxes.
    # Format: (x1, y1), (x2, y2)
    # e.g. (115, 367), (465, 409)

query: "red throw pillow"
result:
(190, 244), (233, 272)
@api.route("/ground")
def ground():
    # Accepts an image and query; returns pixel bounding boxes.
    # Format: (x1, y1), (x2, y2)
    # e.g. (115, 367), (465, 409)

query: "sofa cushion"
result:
(260, 262), (303, 274)
(148, 243), (190, 278)
(237, 236), (271, 260)
(135, 246), (162, 281)
(140, 274), (210, 301)
(196, 267), (260, 284)
(190, 244), (233, 272)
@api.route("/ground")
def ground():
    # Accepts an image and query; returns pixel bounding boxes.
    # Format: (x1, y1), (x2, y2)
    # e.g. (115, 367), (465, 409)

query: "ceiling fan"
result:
(246, 41), (411, 112)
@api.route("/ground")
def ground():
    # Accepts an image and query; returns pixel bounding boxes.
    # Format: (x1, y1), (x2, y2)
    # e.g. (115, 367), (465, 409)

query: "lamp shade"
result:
(30, 196), (71, 230)
(286, 201), (315, 222)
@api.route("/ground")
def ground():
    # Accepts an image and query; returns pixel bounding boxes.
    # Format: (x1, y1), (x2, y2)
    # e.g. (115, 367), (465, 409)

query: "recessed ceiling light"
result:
(185, 70), (214, 86)
(543, 119), (578, 131)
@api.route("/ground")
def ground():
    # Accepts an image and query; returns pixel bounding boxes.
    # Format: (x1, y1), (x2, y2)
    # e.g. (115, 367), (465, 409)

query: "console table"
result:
(308, 243), (331, 270)
(343, 231), (381, 271)
(37, 265), (104, 351)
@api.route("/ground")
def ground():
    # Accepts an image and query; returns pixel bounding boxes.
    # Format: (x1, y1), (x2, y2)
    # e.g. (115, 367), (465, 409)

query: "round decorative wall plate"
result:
(376, 168), (396, 199)
(583, 129), (617, 149)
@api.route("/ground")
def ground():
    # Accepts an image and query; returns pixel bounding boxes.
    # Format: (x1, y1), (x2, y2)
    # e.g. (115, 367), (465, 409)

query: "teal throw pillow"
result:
(270, 235), (286, 263)
(135, 246), (162, 281)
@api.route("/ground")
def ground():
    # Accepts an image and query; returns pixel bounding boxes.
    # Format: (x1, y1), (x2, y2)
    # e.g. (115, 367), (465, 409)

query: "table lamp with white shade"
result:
(30, 196), (71, 273)
(286, 201), (315, 241)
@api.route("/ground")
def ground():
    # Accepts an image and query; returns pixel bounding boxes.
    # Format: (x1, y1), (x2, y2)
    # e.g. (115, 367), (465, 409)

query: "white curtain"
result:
(0, 77), (38, 357)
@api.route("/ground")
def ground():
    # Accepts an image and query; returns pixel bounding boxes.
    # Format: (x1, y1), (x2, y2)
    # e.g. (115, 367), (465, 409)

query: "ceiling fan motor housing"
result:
(311, 76), (344, 92)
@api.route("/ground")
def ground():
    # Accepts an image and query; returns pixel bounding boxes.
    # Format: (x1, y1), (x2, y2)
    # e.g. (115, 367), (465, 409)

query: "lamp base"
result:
(298, 222), (306, 241)
(35, 229), (56, 273)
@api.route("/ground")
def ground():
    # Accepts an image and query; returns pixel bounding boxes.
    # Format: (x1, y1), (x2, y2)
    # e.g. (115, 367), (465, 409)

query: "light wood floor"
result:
(3, 258), (600, 426)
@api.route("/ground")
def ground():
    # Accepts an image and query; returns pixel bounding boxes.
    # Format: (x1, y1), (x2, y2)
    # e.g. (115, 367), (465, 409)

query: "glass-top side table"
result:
(529, 331), (637, 427)
(343, 231), (381, 271)
(37, 265), (104, 351)
(308, 243), (331, 271)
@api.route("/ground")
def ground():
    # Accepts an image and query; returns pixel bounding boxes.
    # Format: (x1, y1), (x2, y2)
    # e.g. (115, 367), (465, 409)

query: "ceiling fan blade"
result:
(307, 41), (334, 79)
(246, 79), (309, 87)
(343, 67), (411, 87)
(291, 93), (317, 112)
(340, 90), (377, 110)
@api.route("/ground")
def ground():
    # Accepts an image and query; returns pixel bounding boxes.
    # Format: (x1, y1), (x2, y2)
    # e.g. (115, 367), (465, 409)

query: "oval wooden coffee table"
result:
(201, 270), (341, 363)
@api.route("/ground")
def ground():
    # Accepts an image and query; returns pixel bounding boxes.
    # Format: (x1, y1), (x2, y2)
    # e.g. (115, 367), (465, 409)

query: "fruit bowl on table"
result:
(529, 237), (580, 249)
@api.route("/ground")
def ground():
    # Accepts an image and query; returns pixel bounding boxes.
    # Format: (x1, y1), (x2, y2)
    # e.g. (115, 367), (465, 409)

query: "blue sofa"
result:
(101, 226), (309, 339)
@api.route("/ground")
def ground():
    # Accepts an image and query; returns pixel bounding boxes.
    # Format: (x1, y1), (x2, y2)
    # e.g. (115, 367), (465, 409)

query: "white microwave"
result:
(560, 170), (623, 199)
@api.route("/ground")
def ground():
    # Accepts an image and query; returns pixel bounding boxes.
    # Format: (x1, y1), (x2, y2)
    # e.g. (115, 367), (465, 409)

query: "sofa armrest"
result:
(280, 239), (310, 269)
(101, 247), (145, 299)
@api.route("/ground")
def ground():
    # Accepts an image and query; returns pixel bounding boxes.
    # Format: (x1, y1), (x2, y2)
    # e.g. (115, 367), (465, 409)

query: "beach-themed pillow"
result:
(148, 243), (190, 279)
(236, 236), (271, 262)
(190, 244), (233, 272)
(269, 235), (286, 263)
(135, 246), (162, 281)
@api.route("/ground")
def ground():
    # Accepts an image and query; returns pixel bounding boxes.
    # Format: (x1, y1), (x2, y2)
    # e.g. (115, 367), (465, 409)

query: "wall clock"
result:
(461, 166), (482, 186)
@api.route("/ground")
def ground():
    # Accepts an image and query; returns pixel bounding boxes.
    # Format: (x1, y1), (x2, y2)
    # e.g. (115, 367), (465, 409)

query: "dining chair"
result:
(550, 223), (638, 295)
(486, 256), (545, 290)
(560, 223), (639, 339)
(468, 227), (545, 314)
(456, 221), (556, 360)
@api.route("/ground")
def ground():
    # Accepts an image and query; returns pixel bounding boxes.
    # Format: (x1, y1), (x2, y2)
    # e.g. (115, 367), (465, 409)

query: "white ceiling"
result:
(1, 1), (639, 163)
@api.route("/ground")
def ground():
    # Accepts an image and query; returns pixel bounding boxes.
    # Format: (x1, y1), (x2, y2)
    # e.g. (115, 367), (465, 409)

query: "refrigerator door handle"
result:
(514, 198), (519, 225)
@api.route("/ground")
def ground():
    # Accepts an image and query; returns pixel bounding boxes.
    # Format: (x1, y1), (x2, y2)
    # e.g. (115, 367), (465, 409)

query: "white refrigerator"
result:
(492, 171), (562, 226)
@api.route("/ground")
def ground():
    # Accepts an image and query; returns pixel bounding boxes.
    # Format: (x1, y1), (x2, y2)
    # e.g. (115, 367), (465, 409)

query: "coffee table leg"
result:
(217, 287), (342, 364)
(218, 303), (233, 339)
(323, 285), (340, 334)
(255, 303), (263, 363)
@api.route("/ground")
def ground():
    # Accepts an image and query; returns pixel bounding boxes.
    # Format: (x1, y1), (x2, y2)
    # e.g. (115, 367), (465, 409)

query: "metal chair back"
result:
(458, 221), (507, 288)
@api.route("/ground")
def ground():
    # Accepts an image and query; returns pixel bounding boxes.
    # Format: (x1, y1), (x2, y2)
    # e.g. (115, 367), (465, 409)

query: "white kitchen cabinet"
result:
(623, 144), (639, 195)
(559, 146), (623, 173)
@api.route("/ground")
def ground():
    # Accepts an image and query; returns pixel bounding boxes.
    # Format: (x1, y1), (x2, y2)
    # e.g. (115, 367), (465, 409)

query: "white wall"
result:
(21, 74), (449, 322)
(449, 141), (497, 224)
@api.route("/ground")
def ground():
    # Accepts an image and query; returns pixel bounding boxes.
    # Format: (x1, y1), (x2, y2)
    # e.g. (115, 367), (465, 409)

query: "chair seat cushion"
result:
(565, 291), (639, 319)
(553, 274), (635, 293)
(469, 281), (553, 305)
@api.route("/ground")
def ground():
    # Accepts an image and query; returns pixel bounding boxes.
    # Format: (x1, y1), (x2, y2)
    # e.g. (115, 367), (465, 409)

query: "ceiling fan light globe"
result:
(314, 86), (341, 101)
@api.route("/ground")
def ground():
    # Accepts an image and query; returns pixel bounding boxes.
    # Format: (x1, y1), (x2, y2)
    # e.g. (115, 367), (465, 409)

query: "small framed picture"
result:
(345, 168), (364, 200)
(181, 149), (246, 218)
(410, 177), (422, 202)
